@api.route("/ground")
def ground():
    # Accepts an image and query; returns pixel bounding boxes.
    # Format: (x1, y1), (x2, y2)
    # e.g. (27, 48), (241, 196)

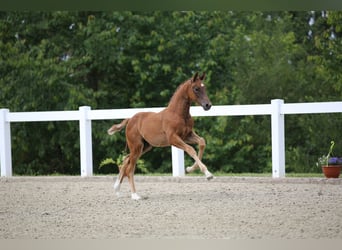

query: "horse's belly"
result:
(138, 113), (169, 147)
(141, 128), (169, 147)
(145, 134), (169, 147)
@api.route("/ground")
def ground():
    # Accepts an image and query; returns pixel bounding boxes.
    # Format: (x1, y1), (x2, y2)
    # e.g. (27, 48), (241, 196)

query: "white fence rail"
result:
(1, 99), (342, 178)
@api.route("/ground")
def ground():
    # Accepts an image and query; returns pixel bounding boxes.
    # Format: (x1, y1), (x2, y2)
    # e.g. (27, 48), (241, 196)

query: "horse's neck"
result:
(167, 81), (191, 119)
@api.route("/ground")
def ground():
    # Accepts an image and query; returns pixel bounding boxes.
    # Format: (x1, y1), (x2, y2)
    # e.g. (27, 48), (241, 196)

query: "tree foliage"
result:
(1, 11), (342, 175)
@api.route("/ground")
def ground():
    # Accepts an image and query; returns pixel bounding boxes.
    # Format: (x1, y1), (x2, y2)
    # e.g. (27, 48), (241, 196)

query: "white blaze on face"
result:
(201, 83), (204, 87)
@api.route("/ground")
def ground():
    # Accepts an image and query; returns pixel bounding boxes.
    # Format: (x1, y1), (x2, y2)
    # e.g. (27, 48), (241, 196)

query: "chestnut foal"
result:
(108, 72), (213, 200)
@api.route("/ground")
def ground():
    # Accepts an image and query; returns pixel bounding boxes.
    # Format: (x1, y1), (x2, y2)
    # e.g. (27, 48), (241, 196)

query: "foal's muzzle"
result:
(202, 102), (212, 111)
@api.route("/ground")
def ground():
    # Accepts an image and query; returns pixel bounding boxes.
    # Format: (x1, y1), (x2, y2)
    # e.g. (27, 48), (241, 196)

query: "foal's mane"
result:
(167, 78), (191, 107)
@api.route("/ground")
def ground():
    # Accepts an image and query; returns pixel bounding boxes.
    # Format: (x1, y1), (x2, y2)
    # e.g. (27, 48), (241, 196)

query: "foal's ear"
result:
(200, 72), (206, 80)
(192, 72), (199, 82)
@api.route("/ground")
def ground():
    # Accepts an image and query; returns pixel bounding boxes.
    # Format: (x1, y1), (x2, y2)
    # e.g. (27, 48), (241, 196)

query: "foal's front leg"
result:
(184, 132), (206, 174)
(170, 135), (213, 180)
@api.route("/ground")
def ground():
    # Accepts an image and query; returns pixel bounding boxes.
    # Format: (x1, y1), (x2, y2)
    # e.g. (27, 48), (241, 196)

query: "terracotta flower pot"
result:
(322, 165), (342, 178)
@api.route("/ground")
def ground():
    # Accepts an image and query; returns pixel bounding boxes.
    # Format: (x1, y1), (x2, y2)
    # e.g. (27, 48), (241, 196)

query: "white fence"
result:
(1, 99), (342, 178)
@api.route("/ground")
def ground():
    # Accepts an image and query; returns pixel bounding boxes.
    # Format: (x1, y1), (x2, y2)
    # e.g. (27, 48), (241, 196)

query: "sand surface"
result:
(0, 176), (342, 239)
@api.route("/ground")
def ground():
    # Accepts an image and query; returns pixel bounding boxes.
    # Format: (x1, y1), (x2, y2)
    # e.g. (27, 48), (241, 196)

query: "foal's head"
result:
(188, 72), (212, 111)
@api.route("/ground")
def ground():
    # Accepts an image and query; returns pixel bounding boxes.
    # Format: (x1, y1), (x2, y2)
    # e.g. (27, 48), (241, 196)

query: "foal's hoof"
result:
(205, 171), (214, 180)
(206, 174), (214, 181)
(113, 181), (120, 193)
(131, 193), (141, 200)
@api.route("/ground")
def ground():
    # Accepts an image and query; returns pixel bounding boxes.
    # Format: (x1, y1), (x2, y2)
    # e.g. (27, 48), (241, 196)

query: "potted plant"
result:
(317, 141), (342, 178)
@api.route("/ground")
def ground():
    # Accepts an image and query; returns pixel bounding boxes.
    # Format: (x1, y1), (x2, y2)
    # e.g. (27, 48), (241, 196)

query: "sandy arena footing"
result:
(0, 176), (341, 239)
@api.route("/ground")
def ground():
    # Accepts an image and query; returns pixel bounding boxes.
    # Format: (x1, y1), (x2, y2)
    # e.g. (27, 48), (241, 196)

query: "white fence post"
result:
(171, 146), (185, 177)
(79, 106), (93, 177)
(271, 99), (285, 178)
(0, 109), (12, 177)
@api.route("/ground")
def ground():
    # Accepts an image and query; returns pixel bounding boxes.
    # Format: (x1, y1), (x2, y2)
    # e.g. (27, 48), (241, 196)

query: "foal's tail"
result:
(107, 119), (129, 135)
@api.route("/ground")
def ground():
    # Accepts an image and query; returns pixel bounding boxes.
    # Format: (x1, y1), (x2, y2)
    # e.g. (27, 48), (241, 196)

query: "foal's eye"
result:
(193, 87), (200, 93)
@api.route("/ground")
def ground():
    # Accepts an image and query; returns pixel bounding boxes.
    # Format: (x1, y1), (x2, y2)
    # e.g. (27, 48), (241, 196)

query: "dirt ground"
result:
(0, 176), (342, 239)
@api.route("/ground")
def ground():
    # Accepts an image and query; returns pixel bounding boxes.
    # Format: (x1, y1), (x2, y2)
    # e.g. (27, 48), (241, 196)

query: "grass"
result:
(12, 171), (325, 178)
(132, 172), (325, 178)
(283, 173), (324, 178)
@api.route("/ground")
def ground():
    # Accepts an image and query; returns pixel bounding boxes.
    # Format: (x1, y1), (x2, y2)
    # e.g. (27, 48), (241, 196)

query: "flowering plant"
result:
(316, 141), (342, 167)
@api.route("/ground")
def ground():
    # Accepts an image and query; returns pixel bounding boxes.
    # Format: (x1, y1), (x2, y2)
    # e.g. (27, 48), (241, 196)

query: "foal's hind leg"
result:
(129, 143), (152, 200)
(126, 142), (146, 200)
(113, 152), (141, 199)
(114, 143), (151, 200)
(114, 155), (130, 197)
